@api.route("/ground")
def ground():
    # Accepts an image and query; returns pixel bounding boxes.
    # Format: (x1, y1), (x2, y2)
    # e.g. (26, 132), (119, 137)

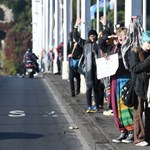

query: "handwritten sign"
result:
(96, 54), (119, 79)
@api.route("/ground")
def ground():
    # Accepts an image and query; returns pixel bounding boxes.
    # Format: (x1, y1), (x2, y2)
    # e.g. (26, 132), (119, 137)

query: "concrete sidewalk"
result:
(44, 73), (149, 150)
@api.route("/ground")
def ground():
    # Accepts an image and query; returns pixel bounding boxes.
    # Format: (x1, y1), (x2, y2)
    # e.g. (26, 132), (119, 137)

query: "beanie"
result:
(141, 31), (150, 43)
(88, 30), (98, 37)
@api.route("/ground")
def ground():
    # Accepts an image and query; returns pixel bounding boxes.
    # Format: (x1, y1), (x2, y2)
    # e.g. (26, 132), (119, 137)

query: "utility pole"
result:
(49, 0), (54, 50)
(143, 0), (147, 31)
(60, 0), (63, 43)
(41, 0), (46, 52)
(96, 0), (100, 34)
(77, 0), (80, 19)
(70, 0), (73, 31)
(80, 0), (91, 93)
(81, 0), (90, 39)
(103, 0), (107, 26)
(62, 0), (70, 79)
(53, 0), (60, 74)
(125, 0), (142, 27)
(32, 0), (38, 54)
(114, 0), (117, 32)
(45, 0), (50, 72)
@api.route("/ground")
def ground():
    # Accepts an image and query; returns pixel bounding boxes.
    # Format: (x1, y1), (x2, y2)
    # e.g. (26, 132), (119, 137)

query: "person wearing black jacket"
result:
(99, 17), (134, 144)
(73, 18), (104, 113)
(129, 31), (150, 146)
(67, 32), (82, 97)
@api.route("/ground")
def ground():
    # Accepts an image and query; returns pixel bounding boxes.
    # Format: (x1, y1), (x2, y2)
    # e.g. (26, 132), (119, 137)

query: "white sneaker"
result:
(34, 72), (38, 77)
(122, 133), (134, 143)
(103, 110), (114, 116)
(112, 132), (127, 143)
(135, 141), (148, 146)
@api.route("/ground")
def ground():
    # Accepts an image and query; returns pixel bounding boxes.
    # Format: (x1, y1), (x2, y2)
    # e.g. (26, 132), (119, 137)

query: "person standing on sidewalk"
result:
(99, 17), (134, 143)
(129, 31), (150, 146)
(67, 32), (82, 97)
(47, 48), (54, 73)
(73, 18), (103, 112)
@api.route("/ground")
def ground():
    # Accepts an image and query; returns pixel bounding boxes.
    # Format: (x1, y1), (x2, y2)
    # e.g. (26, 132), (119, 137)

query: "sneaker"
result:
(135, 141), (148, 146)
(112, 132), (127, 143)
(86, 107), (93, 113)
(103, 110), (114, 116)
(122, 133), (134, 143)
(93, 106), (99, 112)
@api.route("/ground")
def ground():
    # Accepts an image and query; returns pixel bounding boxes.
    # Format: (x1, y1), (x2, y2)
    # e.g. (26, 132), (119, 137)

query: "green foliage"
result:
(0, 0), (32, 75)
(3, 58), (17, 75)
(0, 0), (126, 75)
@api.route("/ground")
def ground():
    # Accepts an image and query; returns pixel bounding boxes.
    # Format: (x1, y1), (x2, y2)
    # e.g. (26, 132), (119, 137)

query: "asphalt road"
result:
(0, 75), (91, 150)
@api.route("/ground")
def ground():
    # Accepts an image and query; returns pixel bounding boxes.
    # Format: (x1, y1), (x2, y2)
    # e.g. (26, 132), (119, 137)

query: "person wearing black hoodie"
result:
(73, 18), (104, 113)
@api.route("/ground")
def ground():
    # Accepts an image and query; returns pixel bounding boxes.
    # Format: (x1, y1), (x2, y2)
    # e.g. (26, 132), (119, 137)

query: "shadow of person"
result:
(0, 132), (43, 140)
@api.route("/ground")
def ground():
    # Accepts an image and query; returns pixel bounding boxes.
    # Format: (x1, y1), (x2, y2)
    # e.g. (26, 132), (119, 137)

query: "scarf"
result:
(121, 18), (143, 69)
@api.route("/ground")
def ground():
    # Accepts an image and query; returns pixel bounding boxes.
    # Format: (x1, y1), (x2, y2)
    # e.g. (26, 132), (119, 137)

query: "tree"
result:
(0, 0), (32, 75)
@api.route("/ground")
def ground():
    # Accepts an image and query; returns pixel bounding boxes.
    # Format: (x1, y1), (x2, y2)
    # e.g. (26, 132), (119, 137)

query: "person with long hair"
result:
(129, 31), (150, 146)
(99, 17), (134, 143)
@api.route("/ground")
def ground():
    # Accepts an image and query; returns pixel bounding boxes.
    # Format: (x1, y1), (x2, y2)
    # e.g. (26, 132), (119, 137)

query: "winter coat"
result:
(99, 27), (130, 78)
(67, 39), (83, 60)
(73, 28), (99, 89)
(129, 47), (150, 99)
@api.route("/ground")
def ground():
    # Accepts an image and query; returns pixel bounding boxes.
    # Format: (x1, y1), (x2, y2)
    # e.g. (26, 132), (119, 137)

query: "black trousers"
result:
(69, 67), (80, 95)
(86, 73), (104, 108)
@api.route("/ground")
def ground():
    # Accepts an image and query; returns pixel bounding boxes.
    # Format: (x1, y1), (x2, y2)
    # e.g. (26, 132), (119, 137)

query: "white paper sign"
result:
(96, 53), (119, 79)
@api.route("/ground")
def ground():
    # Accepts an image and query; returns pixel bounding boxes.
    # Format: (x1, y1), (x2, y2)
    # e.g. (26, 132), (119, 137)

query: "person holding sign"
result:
(99, 17), (134, 144)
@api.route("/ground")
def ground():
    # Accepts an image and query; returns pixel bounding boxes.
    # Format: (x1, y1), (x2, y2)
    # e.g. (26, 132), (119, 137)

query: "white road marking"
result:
(8, 110), (26, 117)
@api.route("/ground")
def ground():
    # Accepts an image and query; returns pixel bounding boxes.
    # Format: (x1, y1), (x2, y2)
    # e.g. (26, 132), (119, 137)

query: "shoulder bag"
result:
(70, 44), (79, 69)
(77, 54), (85, 75)
(122, 77), (137, 107)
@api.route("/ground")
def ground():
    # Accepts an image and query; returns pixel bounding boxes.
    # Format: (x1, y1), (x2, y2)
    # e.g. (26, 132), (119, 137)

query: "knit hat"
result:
(88, 30), (98, 37)
(141, 31), (150, 43)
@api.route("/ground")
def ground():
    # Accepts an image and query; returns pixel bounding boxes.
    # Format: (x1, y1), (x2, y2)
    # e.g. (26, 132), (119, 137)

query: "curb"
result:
(44, 74), (116, 150)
